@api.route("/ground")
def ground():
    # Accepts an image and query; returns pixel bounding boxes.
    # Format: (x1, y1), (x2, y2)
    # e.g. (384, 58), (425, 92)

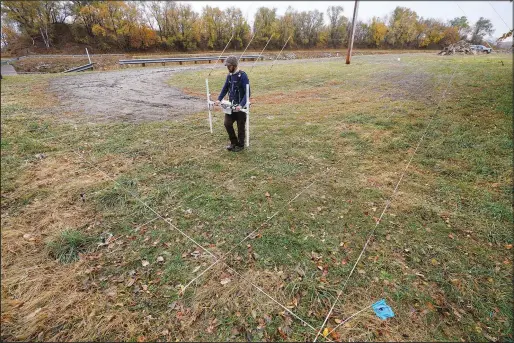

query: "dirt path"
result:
(1, 64), (18, 76)
(48, 54), (433, 124)
(50, 65), (212, 123)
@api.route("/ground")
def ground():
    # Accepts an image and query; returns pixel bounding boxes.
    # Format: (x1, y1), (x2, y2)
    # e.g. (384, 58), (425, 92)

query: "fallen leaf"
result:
(126, 279), (135, 287)
(426, 302), (435, 311)
(156, 256), (164, 263)
(192, 265), (201, 273)
(448, 233), (454, 239)
(141, 260), (150, 267)
(220, 277), (231, 285)
(322, 327), (329, 337)
(277, 327), (288, 339)
(430, 258), (439, 266)
(137, 336), (145, 342)
(142, 284), (148, 291)
(334, 318), (342, 324)
(330, 330), (341, 341)
(506, 244), (512, 250)
(341, 259), (347, 265)
(265, 192), (271, 197)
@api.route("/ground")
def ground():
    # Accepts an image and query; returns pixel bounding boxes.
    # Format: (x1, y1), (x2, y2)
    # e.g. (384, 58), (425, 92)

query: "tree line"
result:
(1, 1), (498, 53)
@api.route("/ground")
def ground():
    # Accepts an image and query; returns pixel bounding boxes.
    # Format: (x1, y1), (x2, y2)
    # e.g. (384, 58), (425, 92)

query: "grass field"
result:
(1, 53), (512, 342)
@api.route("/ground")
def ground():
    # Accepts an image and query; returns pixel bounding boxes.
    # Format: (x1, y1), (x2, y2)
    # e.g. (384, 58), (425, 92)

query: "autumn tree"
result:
(277, 6), (295, 48)
(369, 17), (387, 47)
(353, 20), (371, 47)
(200, 6), (231, 50)
(449, 16), (471, 40)
(416, 18), (446, 47)
(326, 6), (348, 48)
(440, 26), (460, 46)
(471, 17), (494, 44)
(1, 0), (62, 48)
(2, 2), (494, 53)
(293, 9), (324, 48)
(386, 6), (419, 47)
(253, 7), (279, 49)
(171, 3), (199, 50)
(71, 0), (102, 38)
(224, 7), (250, 50)
(1, 12), (21, 51)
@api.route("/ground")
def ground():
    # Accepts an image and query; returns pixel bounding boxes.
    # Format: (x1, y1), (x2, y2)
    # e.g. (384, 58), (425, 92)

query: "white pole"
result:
(85, 48), (91, 64)
(245, 83), (250, 147)
(205, 78), (213, 133)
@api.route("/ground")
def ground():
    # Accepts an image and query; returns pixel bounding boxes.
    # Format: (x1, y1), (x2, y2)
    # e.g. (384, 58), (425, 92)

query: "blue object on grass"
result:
(372, 299), (395, 320)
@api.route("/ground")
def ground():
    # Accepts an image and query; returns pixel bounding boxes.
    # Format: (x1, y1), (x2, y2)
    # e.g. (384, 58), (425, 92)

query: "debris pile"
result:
(438, 40), (477, 55)
(283, 52), (297, 60)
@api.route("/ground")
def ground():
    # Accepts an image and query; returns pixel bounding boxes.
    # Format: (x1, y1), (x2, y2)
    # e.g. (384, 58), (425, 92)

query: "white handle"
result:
(205, 78), (213, 134)
(245, 83), (250, 147)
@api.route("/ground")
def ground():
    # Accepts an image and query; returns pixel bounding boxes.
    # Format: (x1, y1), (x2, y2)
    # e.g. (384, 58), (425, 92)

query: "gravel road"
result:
(50, 65), (212, 123)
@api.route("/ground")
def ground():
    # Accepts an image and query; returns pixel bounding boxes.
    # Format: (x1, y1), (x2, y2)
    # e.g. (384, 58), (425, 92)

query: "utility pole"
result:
(346, 0), (359, 64)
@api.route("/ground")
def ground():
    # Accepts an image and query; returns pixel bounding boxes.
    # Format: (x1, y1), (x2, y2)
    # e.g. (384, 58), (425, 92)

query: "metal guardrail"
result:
(64, 63), (94, 73)
(119, 55), (263, 66)
(23, 54), (124, 58)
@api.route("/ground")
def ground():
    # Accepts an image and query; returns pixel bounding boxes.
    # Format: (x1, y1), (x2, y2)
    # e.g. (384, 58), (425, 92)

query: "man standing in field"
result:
(215, 55), (250, 152)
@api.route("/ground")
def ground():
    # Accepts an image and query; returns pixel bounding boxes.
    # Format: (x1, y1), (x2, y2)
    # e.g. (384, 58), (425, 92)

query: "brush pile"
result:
(438, 40), (477, 55)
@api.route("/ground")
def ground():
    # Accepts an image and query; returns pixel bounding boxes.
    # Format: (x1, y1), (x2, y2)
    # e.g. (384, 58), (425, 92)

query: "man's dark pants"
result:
(224, 111), (246, 147)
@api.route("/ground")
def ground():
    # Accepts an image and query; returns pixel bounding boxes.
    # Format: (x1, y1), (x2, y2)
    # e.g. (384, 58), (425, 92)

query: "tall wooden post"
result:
(346, 0), (359, 64)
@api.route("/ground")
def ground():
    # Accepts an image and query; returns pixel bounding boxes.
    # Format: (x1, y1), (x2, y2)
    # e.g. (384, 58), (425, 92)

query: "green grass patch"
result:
(46, 229), (97, 263)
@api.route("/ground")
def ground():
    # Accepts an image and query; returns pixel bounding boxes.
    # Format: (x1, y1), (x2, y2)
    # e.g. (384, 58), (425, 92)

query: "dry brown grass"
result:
(168, 264), (291, 341)
(1, 76), (58, 110)
(12, 55), (127, 73)
(0, 153), (143, 341)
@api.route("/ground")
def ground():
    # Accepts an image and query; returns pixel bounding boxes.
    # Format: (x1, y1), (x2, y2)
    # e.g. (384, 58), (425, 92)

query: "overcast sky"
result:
(182, 1), (513, 41)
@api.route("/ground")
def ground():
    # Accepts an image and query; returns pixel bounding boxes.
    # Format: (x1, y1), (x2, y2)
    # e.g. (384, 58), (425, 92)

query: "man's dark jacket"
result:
(218, 70), (250, 107)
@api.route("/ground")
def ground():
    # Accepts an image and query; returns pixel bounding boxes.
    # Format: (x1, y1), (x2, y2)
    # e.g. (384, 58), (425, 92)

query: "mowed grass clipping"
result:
(1, 53), (512, 342)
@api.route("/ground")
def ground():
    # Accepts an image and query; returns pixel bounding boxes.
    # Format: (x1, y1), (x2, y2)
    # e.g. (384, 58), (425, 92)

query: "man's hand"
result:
(215, 100), (221, 106)
(234, 105), (242, 112)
